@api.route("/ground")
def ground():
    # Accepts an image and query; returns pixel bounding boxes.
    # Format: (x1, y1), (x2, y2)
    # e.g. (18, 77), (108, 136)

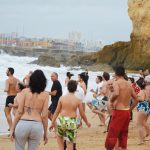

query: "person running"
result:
(4, 67), (19, 131)
(8, 82), (26, 115)
(49, 80), (91, 150)
(105, 66), (138, 150)
(48, 72), (62, 120)
(23, 71), (33, 88)
(136, 78), (150, 145)
(10, 70), (49, 150)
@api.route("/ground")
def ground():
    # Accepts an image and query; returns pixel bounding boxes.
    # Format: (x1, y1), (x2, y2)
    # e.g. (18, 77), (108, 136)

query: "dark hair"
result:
(67, 80), (77, 93)
(8, 67), (14, 75)
(115, 66), (125, 77)
(124, 74), (128, 81)
(136, 78), (146, 90)
(128, 77), (135, 83)
(18, 82), (26, 91)
(66, 72), (74, 79)
(103, 72), (110, 81)
(97, 76), (103, 82)
(29, 70), (47, 94)
(78, 72), (89, 88)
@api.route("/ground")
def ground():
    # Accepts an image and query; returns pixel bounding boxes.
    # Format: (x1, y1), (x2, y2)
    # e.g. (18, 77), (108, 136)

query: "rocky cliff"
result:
(71, 0), (150, 70)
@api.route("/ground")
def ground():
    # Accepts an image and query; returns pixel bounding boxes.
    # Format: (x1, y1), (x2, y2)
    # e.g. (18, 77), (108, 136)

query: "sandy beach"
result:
(0, 109), (150, 150)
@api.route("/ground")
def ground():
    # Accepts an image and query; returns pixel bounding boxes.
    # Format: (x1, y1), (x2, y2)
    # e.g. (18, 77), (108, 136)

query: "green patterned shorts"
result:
(56, 116), (77, 143)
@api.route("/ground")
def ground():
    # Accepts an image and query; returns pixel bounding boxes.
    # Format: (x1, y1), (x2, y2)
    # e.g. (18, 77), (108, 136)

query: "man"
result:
(23, 70), (33, 88)
(4, 67), (19, 131)
(48, 72), (62, 120)
(105, 66), (138, 150)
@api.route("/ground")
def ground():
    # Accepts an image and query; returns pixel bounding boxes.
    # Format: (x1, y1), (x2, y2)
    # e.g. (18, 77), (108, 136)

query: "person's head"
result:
(145, 75), (150, 85)
(144, 69), (150, 76)
(103, 72), (110, 81)
(115, 66), (125, 77)
(67, 80), (77, 93)
(78, 73), (85, 82)
(29, 71), (33, 75)
(16, 82), (26, 92)
(51, 72), (58, 81)
(6, 67), (14, 76)
(66, 72), (74, 79)
(29, 70), (47, 94)
(139, 69), (144, 75)
(107, 80), (114, 92)
(128, 77), (135, 84)
(136, 78), (146, 90)
(96, 76), (103, 84)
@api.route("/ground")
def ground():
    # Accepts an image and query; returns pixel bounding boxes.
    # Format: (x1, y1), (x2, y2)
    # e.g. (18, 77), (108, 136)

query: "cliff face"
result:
(75, 0), (150, 70)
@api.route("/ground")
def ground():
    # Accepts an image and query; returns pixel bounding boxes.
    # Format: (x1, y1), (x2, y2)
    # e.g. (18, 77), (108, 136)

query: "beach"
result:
(0, 109), (150, 150)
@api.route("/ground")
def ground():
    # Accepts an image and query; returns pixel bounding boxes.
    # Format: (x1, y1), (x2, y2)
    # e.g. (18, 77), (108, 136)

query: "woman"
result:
(136, 78), (150, 145)
(8, 82), (26, 115)
(65, 72), (74, 86)
(10, 70), (49, 150)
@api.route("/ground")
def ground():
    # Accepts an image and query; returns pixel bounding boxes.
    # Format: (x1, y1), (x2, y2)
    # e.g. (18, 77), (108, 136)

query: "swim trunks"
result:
(137, 100), (150, 115)
(105, 109), (130, 149)
(48, 102), (58, 114)
(56, 116), (77, 143)
(5, 96), (16, 107)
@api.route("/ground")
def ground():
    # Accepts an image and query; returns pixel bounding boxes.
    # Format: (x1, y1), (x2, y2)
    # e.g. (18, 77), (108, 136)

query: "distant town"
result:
(0, 32), (103, 52)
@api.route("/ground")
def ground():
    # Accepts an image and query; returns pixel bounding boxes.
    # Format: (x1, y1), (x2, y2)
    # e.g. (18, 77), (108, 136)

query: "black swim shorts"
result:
(5, 96), (16, 107)
(48, 103), (58, 114)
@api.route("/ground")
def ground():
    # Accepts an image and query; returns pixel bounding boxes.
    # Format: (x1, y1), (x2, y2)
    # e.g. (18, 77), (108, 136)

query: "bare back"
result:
(18, 89), (49, 122)
(7, 77), (18, 96)
(59, 93), (81, 118)
(114, 79), (133, 110)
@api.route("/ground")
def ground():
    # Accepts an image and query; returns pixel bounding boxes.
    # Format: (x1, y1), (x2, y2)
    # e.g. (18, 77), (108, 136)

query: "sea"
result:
(0, 49), (100, 134)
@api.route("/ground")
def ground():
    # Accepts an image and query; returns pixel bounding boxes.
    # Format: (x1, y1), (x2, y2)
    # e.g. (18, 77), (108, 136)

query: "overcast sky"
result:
(0, 0), (132, 44)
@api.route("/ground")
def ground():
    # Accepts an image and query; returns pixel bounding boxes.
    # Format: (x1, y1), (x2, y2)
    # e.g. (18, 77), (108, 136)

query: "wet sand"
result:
(0, 109), (150, 150)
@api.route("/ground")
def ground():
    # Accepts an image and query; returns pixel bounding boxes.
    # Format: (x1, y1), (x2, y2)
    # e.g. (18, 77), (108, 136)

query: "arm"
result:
(49, 90), (57, 96)
(4, 80), (9, 92)
(110, 82), (119, 103)
(130, 89), (138, 110)
(78, 101), (90, 127)
(10, 91), (25, 140)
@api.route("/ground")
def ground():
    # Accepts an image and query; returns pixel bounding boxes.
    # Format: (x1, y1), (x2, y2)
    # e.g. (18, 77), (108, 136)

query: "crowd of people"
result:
(3, 66), (150, 150)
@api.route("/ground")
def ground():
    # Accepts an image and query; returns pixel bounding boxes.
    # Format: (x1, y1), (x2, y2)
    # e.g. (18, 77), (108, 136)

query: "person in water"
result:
(10, 70), (49, 150)
(50, 80), (91, 150)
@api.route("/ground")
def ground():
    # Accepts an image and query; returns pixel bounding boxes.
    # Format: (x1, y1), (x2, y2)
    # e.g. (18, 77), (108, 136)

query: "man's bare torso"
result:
(114, 79), (132, 110)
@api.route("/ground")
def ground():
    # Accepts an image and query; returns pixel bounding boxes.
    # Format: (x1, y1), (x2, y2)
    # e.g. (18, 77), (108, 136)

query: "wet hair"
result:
(124, 74), (128, 81)
(136, 78), (146, 90)
(29, 70), (47, 94)
(8, 67), (14, 75)
(67, 80), (77, 93)
(97, 76), (103, 82)
(103, 72), (110, 81)
(18, 82), (26, 91)
(128, 77), (135, 83)
(115, 66), (125, 77)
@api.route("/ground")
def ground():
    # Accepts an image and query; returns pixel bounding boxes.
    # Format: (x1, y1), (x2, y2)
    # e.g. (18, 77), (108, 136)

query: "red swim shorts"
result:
(105, 109), (130, 150)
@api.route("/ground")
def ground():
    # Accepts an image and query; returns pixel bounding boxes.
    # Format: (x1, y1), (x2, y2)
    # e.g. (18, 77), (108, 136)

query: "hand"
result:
(43, 133), (48, 145)
(49, 123), (55, 132)
(8, 103), (13, 108)
(86, 122), (91, 128)
(10, 130), (14, 141)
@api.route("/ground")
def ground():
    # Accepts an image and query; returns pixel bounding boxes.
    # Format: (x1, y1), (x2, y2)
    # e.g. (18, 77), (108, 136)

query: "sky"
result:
(0, 0), (132, 44)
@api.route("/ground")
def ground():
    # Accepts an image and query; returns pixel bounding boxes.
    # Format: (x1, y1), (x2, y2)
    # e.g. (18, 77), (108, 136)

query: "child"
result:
(50, 80), (91, 150)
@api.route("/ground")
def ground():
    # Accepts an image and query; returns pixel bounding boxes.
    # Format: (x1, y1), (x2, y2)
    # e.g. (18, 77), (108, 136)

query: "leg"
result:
(15, 121), (29, 150)
(67, 141), (73, 150)
(28, 122), (43, 150)
(4, 107), (12, 130)
(57, 135), (64, 150)
(137, 111), (145, 144)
